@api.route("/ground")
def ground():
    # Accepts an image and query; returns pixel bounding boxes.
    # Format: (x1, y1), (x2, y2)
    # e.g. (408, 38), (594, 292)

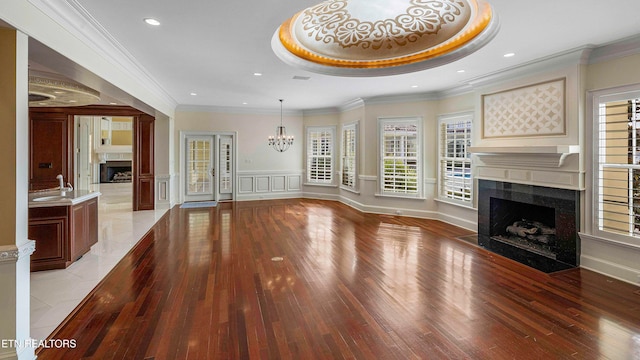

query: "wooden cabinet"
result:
(29, 198), (99, 271)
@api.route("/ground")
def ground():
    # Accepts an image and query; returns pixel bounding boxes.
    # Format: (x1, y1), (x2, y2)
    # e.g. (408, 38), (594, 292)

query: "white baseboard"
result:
(303, 192), (478, 230)
(301, 192), (341, 202)
(437, 212), (477, 232)
(579, 232), (640, 286)
(236, 192), (303, 201)
(581, 255), (640, 286)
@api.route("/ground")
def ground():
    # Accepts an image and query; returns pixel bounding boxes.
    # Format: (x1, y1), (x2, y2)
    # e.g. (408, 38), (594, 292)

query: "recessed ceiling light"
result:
(190, 92), (197, 96)
(68, 100), (77, 103)
(457, 69), (466, 73)
(242, 102), (248, 105)
(253, 72), (262, 76)
(144, 18), (161, 26)
(504, 52), (515, 58)
(411, 85), (419, 88)
(53, 91), (65, 94)
(109, 102), (117, 105)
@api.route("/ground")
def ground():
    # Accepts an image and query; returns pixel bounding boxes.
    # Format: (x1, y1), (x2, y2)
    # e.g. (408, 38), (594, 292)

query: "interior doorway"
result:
(74, 115), (134, 191)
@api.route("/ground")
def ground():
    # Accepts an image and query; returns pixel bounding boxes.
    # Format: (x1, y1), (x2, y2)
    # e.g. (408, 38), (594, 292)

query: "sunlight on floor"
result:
(30, 183), (167, 341)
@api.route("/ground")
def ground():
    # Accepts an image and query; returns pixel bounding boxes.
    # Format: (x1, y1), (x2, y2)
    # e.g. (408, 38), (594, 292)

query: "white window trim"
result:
(340, 121), (359, 193)
(588, 85), (640, 247)
(305, 125), (336, 186)
(437, 112), (474, 207)
(377, 116), (423, 199)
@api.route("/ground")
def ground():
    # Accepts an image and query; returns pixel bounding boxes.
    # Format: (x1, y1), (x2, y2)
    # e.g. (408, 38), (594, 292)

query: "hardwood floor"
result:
(37, 199), (640, 359)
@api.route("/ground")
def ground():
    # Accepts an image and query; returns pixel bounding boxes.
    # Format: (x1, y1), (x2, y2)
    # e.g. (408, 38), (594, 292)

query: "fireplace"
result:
(100, 161), (132, 183)
(478, 180), (580, 273)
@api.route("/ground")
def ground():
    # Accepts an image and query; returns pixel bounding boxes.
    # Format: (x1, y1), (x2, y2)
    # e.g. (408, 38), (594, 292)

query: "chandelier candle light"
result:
(268, 99), (294, 152)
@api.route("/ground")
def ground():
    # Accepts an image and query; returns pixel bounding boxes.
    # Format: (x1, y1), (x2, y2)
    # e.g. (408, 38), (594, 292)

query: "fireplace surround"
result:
(477, 179), (580, 273)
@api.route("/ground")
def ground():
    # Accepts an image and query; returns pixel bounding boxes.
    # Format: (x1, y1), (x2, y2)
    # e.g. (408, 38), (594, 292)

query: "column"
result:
(0, 28), (36, 360)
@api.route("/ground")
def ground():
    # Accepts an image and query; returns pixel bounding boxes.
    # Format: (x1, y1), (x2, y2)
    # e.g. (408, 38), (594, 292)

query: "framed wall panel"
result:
(482, 78), (566, 139)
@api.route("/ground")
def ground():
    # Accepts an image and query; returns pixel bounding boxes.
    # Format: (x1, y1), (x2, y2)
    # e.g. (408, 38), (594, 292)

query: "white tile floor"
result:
(30, 183), (168, 341)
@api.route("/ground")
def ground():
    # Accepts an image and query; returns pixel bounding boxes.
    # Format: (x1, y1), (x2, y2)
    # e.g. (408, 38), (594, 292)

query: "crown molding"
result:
(339, 98), (365, 112)
(176, 104), (303, 117)
(588, 34), (640, 65)
(363, 92), (440, 105)
(26, 0), (177, 111)
(302, 107), (340, 116)
(465, 46), (593, 89)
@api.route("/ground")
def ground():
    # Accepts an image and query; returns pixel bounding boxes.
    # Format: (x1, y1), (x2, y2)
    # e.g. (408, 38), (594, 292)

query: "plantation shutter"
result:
(341, 124), (356, 189)
(307, 127), (334, 184)
(381, 120), (419, 195)
(439, 118), (472, 202)
(597, 98), (640, 237)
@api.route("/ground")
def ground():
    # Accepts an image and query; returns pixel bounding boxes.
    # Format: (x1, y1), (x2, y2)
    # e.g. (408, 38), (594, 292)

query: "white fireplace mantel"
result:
(469, 145), (580, 168)
(94, 145), (133, 163)
(469, 145), (583, 190)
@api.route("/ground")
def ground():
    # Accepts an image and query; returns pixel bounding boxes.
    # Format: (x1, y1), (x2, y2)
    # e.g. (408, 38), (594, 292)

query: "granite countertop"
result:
(28, 189), (101, 208)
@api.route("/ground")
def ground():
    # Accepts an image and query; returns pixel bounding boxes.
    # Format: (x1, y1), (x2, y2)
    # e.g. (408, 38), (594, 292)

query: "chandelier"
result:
(268, 99), (294, 152)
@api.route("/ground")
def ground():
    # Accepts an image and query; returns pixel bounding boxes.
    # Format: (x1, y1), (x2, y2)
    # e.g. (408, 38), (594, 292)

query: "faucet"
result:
(56, 174), (73, 192)
(56, 174), (64, 189)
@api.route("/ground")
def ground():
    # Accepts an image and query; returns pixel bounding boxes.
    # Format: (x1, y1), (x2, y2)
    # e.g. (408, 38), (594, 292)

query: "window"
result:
(306, 126), (335, 185)
(379, 117), (421, 197)
(438, 113), (473, 204)
(595, 93), (640, 238)
(341, 122), (358, 191)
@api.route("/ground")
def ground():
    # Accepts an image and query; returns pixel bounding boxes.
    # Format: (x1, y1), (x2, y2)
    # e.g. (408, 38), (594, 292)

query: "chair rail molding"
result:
(0, 241), (36, 264)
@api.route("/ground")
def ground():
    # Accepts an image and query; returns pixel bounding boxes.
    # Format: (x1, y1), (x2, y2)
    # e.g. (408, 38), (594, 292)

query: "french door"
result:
(183, 133), (234, 202)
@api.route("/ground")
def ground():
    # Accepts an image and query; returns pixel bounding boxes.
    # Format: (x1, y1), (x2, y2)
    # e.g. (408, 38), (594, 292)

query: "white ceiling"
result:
(27, 0), (640, 111)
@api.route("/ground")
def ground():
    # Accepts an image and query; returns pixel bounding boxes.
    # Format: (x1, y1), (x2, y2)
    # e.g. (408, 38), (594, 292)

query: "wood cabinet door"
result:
(70, 202), (87, 261)
(133, 114), (155, 211)
(86, 197), (99, 248)
(29, 112), (73, 190)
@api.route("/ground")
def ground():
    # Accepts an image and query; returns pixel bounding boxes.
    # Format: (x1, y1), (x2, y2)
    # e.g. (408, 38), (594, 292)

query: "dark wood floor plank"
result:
(36, 199), (640, 359)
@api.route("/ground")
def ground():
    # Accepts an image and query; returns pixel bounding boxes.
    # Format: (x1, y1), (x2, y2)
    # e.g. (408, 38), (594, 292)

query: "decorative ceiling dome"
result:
(29, 75), (100, 107)
(272, 0), (499, 76)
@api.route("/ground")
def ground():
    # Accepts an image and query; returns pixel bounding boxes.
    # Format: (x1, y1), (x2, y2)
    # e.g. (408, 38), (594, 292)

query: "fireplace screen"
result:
(490, 197), (556, 259)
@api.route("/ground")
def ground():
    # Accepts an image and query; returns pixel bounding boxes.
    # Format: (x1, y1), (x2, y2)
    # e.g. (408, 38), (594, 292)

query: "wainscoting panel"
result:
(272, 176), (286, 192)
(256, 176), (270, 193)
(236, 171), (303, 200)
(155, 174), (171, 209)
(288, 176), (301, 191)
(238, 177), (254, 193)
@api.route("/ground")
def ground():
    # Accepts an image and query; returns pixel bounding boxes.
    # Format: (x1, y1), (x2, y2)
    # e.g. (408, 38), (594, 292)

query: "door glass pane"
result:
(219, 137), (232, 193)
(187, 139), (212, 194)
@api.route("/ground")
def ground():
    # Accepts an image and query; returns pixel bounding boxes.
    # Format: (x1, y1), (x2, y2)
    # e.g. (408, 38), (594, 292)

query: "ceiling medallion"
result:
(272, 0), (499, 76)
(29, 75), (100, 107)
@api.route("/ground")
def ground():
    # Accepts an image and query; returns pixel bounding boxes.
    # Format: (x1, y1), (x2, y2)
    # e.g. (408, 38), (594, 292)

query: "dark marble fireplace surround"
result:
(478, 180), (580, 273)
(100, 160), (132, 183)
